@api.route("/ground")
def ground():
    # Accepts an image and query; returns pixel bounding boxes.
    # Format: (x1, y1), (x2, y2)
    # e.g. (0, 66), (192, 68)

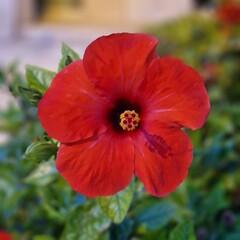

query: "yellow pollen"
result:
(119, 110), (140, 131)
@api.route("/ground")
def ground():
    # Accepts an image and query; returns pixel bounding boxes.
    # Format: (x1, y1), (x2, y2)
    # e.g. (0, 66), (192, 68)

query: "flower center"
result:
(119, 110), (140, 131)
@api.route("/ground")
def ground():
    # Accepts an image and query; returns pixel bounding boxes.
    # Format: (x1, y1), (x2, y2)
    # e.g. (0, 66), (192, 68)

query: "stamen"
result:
(120, 110), (140, 131)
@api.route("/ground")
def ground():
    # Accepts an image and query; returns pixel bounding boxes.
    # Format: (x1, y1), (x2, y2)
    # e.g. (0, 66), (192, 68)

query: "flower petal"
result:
(56, 132), (134, 197)
(139, 57), (210, 130)
(0, 231), (12, 240)
(83, 33), (158, 98)
(38, 60), (107, 143)
(134, 126), (192, 197)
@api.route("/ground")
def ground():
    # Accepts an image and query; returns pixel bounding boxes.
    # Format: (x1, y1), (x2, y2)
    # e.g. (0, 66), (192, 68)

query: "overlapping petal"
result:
(38, 60), (107, 143)
(83, 33), (158, 99)
(139, 57), (210, 130)
(134, 126), (192, 197)
(56, 132), (135, 197)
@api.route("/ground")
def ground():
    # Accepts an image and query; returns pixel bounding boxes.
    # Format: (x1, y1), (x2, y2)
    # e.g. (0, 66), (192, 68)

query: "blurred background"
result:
(0, 0), (195, 70)
(1, 0), (240, 239)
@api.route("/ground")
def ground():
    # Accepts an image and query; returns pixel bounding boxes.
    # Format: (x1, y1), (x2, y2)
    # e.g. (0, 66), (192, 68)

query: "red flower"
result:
(38, 33), (210, 197)
(217, 1), (240, 24)
(0, 231), (12, 240)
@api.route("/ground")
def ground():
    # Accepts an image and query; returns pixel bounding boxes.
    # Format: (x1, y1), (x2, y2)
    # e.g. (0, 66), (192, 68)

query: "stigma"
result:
(119, 110), (140, 131)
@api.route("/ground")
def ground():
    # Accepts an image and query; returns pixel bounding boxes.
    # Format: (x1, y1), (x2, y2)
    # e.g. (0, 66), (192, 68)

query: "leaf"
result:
(201, 187), (228, 224)
(97, 181), (134, 224)
(32, 236), (55, 240)
(25, 65), (56, 93)
(61, 206), (110, 240)
(135, 202), (177, 231)
(41, 202), (66, 222)
(0, 68), (4, 84)
(224, 232), (240, 240)
(24, 160), (57, 186)
(58, 42), (80, 71)
(169, 221), (196, 240)
(18, 86), (42, 106)
(109, 218), (133, 240)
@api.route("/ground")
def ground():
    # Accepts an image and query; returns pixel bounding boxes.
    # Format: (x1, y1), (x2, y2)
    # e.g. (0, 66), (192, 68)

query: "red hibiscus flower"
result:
(0, 230), (12, 240)
(38, 33), (210, 197)
(217, 1), (240, 24)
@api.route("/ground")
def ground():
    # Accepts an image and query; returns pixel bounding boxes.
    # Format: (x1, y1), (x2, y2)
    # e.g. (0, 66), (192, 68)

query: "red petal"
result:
(134, 126), (192, 197)
(83, 33), (158, 99)
(38, 60), (107, 143)
(56, 132), (134, 197)
(139, 57), (210, 130)
(0, 231), (12, 240)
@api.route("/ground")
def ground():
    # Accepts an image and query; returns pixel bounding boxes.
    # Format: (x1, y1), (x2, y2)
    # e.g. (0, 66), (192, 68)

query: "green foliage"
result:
(146, 14), (224, 69)
(24, 160), (57, 186)
(135, 202), (177, 231)
(18, 86), (42, 106)
(169, 221), (196, 240)
(33, 236), (55, 240)
(97, 180), (134, 224)
(109, 218), (133, 240)
(58, 42), (80, 71)
(225, 233), (240, 240)
(25, 65), (56, 94)
(61, 206), (110, 240)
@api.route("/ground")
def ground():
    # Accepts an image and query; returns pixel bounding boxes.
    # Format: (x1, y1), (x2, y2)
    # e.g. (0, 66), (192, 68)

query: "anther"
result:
(119, 110), (140, 131)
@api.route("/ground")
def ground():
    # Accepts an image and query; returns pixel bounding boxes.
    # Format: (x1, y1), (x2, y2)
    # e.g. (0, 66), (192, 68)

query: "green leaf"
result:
(58, 42), (80, 71)
(200, 187), (228, 224)
(32, 236), (55, 240)
(97, 181), (134, 224)
(18, 86), (42, 106)
(135, 202), (177, 231)
(25, 65), (56, 93)
(23, 138), (58, 162)
(109, 218), (133, 240)
(65, 55), (74, 66)
(0, 68), (4, 84)
(24, 160), (57, 186)
(225, 232), (240, 240)
(169, 221), (196, 240)
(41, 202), (66, 222)
(61, 206), (110, 240)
